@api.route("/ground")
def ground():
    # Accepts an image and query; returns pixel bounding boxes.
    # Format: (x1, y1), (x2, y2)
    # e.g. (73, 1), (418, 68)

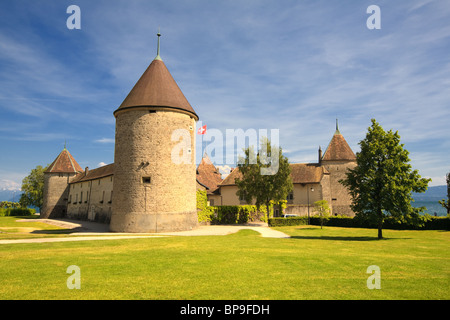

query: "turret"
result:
(41, 146), (83, 218)
(109, 31), (199, 233)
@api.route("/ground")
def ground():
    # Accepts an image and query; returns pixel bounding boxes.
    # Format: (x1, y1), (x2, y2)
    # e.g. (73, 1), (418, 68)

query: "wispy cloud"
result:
(95, 138), (115, 144)
(0, 0), (448, 189)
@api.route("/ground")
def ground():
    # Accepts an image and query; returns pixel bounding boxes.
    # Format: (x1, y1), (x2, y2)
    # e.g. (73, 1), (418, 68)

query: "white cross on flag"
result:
(197, 125), (207, 135)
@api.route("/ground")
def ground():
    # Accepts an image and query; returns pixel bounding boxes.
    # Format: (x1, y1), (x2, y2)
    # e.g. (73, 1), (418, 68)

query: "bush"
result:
(268, 214), (449, 230)
(210, 205), (267, 224)
(308, 215), (450, 231)
(0, 207), (36, 217)
(268, 217), (308, 227)
(196, 190), (215, 223)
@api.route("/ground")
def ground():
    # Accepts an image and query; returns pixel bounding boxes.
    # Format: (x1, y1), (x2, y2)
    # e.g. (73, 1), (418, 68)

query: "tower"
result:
(320, 120), (357, 216)
(109, 32), (199, 233)
(41, 146), (83, 218)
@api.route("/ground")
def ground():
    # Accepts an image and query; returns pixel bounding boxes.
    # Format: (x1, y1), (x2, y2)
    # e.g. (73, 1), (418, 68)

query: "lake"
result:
(412, 200), (447, 216)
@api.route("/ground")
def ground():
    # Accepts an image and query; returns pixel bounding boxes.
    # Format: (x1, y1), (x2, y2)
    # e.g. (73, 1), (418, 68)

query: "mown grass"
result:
(0, 217), (448, 300)
(0, 216), (72, 240)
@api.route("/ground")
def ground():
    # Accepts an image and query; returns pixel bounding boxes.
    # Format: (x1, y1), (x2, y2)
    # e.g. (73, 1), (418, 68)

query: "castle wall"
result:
(67, 175), (113, 223)
(110, 110), (198, 233)
(41, 173), (76, 218)
(321, 160), (357, 216)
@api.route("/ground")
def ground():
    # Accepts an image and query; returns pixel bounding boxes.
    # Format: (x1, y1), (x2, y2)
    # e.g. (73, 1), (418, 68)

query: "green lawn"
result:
(0, 216), (448, 300)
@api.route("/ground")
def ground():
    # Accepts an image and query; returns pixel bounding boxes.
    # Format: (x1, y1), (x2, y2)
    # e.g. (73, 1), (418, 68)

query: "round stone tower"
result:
(41, 146), (83, 219)
(109, 32), (199, 233)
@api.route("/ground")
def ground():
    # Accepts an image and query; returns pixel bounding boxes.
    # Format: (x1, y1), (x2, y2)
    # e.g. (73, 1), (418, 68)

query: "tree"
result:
(313, 200), (331, 229)
(19, 165), (47, 213)
(340, 119), (431, 239)
(236, 137), (293, 217)
(438, 172), (449, 215)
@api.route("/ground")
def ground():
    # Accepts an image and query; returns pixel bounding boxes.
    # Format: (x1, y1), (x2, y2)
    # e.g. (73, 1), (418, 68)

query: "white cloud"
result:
(97, 162), (107, 167)
(0, 179), (21, 191)
(95, 138), (115, 144)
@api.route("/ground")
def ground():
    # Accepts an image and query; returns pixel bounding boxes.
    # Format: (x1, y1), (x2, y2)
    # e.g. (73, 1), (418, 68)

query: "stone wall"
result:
(110, 109), (198, 233)
(321, 160), (357, 216)
(67, 175), (113, 223)
(41, 173), (76, 218)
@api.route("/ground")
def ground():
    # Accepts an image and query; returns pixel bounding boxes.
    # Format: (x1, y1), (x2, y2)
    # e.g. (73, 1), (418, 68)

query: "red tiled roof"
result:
(70, 163), (114, 184)
(45, 148), (83, 174)
(322, 133), (356, 161)
(196, 154), (222, 194)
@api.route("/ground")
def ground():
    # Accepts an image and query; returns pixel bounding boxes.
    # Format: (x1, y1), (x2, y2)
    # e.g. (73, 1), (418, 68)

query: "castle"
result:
(197, 122), (357, 217)
(41, 34), (357, 232)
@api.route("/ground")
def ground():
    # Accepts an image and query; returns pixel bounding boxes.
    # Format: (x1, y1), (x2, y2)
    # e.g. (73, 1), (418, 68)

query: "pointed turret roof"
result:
(114, 31), (198, 120)
(45, 147), (83, 173)
(321, 120), (356, 161)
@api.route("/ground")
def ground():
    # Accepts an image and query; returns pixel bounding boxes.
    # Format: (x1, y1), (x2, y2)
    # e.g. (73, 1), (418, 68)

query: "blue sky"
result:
(0, 0), (449, 192)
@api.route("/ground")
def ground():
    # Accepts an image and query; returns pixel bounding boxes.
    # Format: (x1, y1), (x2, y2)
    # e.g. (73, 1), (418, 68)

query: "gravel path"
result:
(0, 219), (290, 244)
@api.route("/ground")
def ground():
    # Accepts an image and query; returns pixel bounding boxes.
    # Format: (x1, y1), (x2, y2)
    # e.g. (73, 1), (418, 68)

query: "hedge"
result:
(0, 208), (36, 217)
(209, 205), (268, 224)
(268, 215), (450, 230)
(267, 216), (308, 227)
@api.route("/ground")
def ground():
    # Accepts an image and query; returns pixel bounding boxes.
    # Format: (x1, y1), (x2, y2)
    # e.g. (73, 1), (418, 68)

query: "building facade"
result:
(203, 123), (357, 217)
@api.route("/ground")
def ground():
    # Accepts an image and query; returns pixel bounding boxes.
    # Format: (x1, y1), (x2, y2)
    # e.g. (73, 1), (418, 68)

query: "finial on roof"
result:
(335, 118), (340, 135)
(64, 140), (67, 150)
(155, 27), (162, 61)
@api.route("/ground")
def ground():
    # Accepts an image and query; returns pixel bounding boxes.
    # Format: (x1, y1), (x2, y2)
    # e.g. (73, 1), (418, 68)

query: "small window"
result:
(142, 177), (151, 184)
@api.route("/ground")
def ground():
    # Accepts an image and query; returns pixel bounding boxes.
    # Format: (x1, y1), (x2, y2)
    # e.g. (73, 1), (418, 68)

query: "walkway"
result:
(0, 218), (290, 244)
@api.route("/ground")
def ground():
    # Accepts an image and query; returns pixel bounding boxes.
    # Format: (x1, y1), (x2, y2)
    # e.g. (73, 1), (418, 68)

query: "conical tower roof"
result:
(322, 120), (356, 161)
(45, 147), (83, 173)
(114, 32), (198, 120)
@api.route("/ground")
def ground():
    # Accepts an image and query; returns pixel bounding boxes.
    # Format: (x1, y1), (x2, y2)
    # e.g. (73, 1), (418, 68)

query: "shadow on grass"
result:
(30, 227), (84, 235)
(290, 235), (408, 241)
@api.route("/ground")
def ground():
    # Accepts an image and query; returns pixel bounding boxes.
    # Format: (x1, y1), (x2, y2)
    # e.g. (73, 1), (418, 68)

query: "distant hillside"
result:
(0, 189), (23, 202)
(412, 185), (447, 201)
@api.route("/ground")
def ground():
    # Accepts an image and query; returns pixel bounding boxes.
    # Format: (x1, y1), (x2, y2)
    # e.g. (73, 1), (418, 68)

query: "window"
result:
(142, 177), (151, 184)
(286, 192), (294, 201)
(80, 192), (83, 204)
(100, 191), (105, 204)
(108, 191), (113, 204)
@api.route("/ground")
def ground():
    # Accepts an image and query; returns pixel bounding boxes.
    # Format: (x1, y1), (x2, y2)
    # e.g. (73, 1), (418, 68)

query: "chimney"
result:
(85, 167), (89, 176)
(318, 146), (322, 164)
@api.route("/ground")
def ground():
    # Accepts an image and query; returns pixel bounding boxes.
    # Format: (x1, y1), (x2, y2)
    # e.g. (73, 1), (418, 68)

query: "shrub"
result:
(210, 205), (267, 224)
(196, 190), (215, 223)
(0, 208), (36, 217)
(268, 217), (308, 227)
(268, 214), (449, 230)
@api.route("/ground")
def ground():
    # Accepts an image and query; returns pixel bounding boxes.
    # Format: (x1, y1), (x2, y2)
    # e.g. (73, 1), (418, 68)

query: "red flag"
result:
(197, 125), (207, 135)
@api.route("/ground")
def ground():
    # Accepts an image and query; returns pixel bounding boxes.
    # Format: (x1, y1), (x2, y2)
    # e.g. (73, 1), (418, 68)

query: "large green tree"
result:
(236, 137), (293, 217)
(340, 119), (431, 239)
(19, 165), (47, 213)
